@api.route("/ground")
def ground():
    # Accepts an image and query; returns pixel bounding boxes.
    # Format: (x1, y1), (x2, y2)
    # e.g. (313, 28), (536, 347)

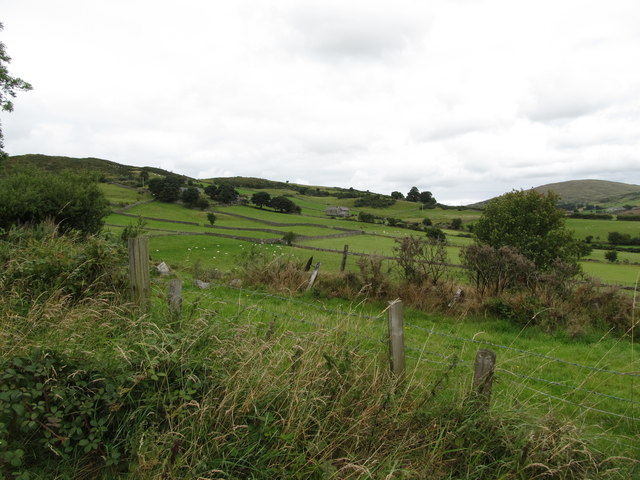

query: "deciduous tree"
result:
(0, 23), (32, 161)
(474, 189), (587, 270)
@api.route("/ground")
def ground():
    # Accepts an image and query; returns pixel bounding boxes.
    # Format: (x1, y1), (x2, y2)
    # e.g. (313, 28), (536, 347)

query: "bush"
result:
(0, 169), (110, 235)
(605, 250), (618, 263)
(358, 211), (376, 223)
(461, 244), (537, 296)
(0, 222), (127, 306)
(353, 194), (395, 208)
(394, 236), (448, 285)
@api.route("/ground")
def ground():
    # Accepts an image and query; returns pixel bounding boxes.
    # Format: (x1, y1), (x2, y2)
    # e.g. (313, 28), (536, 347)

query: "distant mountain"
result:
(469, 179), (640, 209)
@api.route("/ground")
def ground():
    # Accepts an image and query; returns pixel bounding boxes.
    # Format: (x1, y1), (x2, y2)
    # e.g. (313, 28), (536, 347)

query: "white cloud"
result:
(2, 0), (640, 205)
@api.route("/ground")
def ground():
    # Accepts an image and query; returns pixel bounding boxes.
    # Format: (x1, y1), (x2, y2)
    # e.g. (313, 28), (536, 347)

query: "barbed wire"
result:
(162, 280), (639, 427)
(497, 368), (640, 406)
(403, 320), (640, 378)
(501, 378), (640, 422)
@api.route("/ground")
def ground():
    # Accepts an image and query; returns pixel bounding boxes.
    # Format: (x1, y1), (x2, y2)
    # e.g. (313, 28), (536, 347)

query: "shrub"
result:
(605, 250), (618, 263)
(461, 244), (537, 296)
(353, 194), (395, 208)
(394, 236), (448, 285)
(0, 222), (127, 306)
(0, 169), (110, 235)
(358, 211), (376, 223)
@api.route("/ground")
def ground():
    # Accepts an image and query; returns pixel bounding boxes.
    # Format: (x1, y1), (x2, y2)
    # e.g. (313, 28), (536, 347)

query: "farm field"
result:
(567, 217), (640, 242)
(166, 279), (640, 463)
(106, 188), (640, 288)
(3, 166), (639, 477)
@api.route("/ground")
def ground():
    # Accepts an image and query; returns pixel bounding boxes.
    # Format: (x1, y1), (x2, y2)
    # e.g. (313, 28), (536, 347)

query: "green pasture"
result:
(99, 182), (152, 205)
(148, 236), (353, 274)
(180, 281), (639, 458)
(581, 261), (640, 287)
(106, 193), (640, 287)
(587, 248), (640, 264)
(567, 217), (640, 241)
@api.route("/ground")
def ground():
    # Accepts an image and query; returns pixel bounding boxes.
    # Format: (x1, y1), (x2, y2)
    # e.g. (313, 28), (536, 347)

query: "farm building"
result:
(325, 206), (350, 217)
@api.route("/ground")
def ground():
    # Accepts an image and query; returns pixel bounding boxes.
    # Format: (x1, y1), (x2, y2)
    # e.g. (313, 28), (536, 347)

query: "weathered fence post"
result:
(168, 278), (182, 319)
(387, 299), (405, 379)
(128, 236), (150, 308)
(340, 244), (349, 272)
(306, 262), (321, 290)
(472, 349), (496, 407)
(304, 256), (314, 272)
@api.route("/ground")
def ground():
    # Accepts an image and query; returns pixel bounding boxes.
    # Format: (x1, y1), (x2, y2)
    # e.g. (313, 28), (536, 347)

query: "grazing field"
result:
(567, 217), (640, 241)
(106, 188), (640, 288)
(3, 172), (639, 478)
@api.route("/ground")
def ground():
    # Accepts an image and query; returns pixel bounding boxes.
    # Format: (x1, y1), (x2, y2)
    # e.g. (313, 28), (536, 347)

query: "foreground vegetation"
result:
(1, 158), (639, 478)
(1, 224), (638, 479)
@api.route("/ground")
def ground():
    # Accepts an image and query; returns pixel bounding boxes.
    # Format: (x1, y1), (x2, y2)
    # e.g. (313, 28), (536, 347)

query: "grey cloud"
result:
(284, 4), (426, 62)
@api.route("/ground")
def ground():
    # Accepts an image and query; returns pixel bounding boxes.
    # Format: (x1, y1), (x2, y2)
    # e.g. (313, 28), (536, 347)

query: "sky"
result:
(2, 0), (640, 205)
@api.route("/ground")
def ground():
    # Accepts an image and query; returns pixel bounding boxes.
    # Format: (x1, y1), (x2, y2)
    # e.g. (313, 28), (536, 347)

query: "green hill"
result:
(534, 179), (640, 208)
(470, 179), (640, 209)
(3, 154), (189, 185)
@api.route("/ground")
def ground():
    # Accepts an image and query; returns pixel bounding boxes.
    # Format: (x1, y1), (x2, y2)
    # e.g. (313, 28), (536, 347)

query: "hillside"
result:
(469, 179), (640, 209)
(534, 179), (640, 207)
(7, 154), (640, 211)
(4, 154), (189, 184)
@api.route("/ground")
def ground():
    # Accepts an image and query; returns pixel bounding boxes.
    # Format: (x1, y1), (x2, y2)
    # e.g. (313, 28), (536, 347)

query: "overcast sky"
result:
(3, 0), (640, 204)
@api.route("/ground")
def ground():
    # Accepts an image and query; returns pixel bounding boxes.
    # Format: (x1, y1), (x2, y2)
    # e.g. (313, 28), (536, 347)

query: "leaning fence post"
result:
(387, 299), (405, 379)
(472, 349), (496, 407)
(340, 244), (349, 272)
(128, 236), (150, 308)
(168, 278), (182, 319)
(306, 262), (321, 290)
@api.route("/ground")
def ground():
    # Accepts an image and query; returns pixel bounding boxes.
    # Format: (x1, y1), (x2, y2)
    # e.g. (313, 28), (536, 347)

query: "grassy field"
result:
(567, 217), (640, 242)
(3, 176), (639, 478)
(103, 185), (640, 288)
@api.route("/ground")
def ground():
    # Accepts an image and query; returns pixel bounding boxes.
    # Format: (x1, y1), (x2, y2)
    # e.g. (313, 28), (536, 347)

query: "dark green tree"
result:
(216, 184), (239, 204)
(391, 191), (404, 200)
(251, 191), (271, 209)
(180, 186), (201, 208)
(419, 191), (437, 208)
(406, 186), (420, 202)
(1, 23), (32, 161)
(148, 176), (183, 202)
(204, 184), (219, 199)
(269, 196), (299, 213)
(450, 218), (462, 230)
(474, 189), (586, 270)
(207, 213), (216, 225)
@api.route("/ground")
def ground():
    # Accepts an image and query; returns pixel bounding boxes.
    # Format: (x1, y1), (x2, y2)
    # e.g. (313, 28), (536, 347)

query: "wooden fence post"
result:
(387, 300), (405, 379)
(168, 278), (182, 319)
(340, 244), (349, 272)
(306, 262), (321, 290)
(128, 236), (150, 308)
(472, 349), (496, 406)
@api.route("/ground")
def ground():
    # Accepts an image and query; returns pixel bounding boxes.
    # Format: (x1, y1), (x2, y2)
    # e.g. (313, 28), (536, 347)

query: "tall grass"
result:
(1, 226), (637, 478)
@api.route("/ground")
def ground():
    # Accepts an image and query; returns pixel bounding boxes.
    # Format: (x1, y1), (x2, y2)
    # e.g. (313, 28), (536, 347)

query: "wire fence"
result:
(167, 279), (638, 427)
